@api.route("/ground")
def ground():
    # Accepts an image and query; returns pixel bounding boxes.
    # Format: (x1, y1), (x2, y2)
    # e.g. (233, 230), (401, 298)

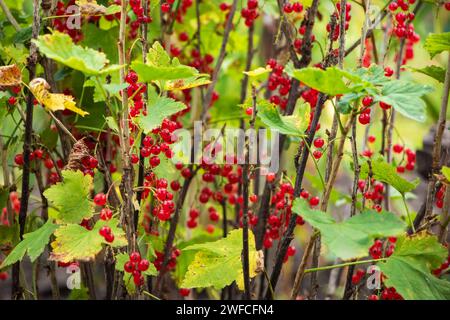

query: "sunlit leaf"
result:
(33, 31), (123, 75)
(181, 229), (263, 290)
(29, 78), (89, 116)
(44, 170), (94, 224)
(50, 218), (126, 263)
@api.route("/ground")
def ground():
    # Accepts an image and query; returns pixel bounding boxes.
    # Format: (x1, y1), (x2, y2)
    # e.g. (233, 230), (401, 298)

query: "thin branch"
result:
(241, 87), (257, 299)
(0, 0), (21, 31)
(13, 0), (40, 300)
(423, 54), (450, 224)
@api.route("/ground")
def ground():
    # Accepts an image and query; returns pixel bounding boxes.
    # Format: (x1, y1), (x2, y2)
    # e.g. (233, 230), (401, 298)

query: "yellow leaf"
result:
(236, 248), (264, 290)
(243, 66), (272, 77)
(0, 64), (22, 86)
(29, 78), (89, 117)
(164, 76), (211, 91)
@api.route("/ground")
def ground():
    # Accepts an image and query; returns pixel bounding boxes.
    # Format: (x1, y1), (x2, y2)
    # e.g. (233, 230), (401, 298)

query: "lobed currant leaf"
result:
(377, 232), (450, 300)
(424, 32), (450, 58)
(133, 95), (187, 134)
(359, 157), (420, 194)
(33, 31), (123, 76)
(44, 170), (94, 224)
(181, 229), (262, 290)
(256, 100), (310, 137)
(292, 199), (406, 260)
(50, 218), (126, 263)
(0, 220), (58, 269)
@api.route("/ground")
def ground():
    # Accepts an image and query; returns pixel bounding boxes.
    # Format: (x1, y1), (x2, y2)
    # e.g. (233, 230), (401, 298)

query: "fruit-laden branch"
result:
(423, 53), (450, 225)
(118, 0), (137, 253)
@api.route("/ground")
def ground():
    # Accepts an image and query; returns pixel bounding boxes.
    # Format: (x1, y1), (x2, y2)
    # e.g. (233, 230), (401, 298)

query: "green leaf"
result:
(257, 100), (309, 137)
(360, 158), (419, 194)
(0, 220), (58, 269)
(292, 67), (369, 96)
(409, 65), (446, 83)
(424, 32), (450, 58)
(50, 218), (127, 263)
(44, 170), (94, 224)
(181, 229), (261, 290)
(33, 31), (123, 76)
(292, 199), (406, 260)
(134, 96), (187, 134)
(442, 166), (450, 182)
(131, 41), (199, 82)
(374, 81), (433, 122)
(378, 233), (450, 300)
(13, 27), (32, 44)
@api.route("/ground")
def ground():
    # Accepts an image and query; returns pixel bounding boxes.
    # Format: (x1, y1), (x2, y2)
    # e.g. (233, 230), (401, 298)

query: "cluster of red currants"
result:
(369, 237), (397, 259)
(241, 0), (259, 27)
(312, 137), (325, 159)
(392, 144), (416, 173)
(161, 0), (174, 14)
(283, 2), (304, 14)
(150, 178), (176, 221)
(93, 193), (115, 242)
(53, 1), (83, 42)
(379, 287), (404, 300)
(263, 182), (302, 250)
(124, 251), (150, 286)
(266, 59), (291, 110)
(153, 248), (180, 271)
(129, 0), (152, 38)
(435, 185), (446, 209)
(358, 179), (385, 212)
(14, 148), (62, 184)
(125, 70), (147, 118)
(351, 268), (366, 285)
(388, 0), (421, 66)
(99, 224), (115, 243)
(326, 2), (351, 42)
(187, 49), (215, 74)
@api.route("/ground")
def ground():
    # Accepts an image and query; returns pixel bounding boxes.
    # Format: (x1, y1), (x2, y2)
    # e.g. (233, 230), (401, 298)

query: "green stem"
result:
(402, 195), (416, 233)
(304, 258), (386, 274)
